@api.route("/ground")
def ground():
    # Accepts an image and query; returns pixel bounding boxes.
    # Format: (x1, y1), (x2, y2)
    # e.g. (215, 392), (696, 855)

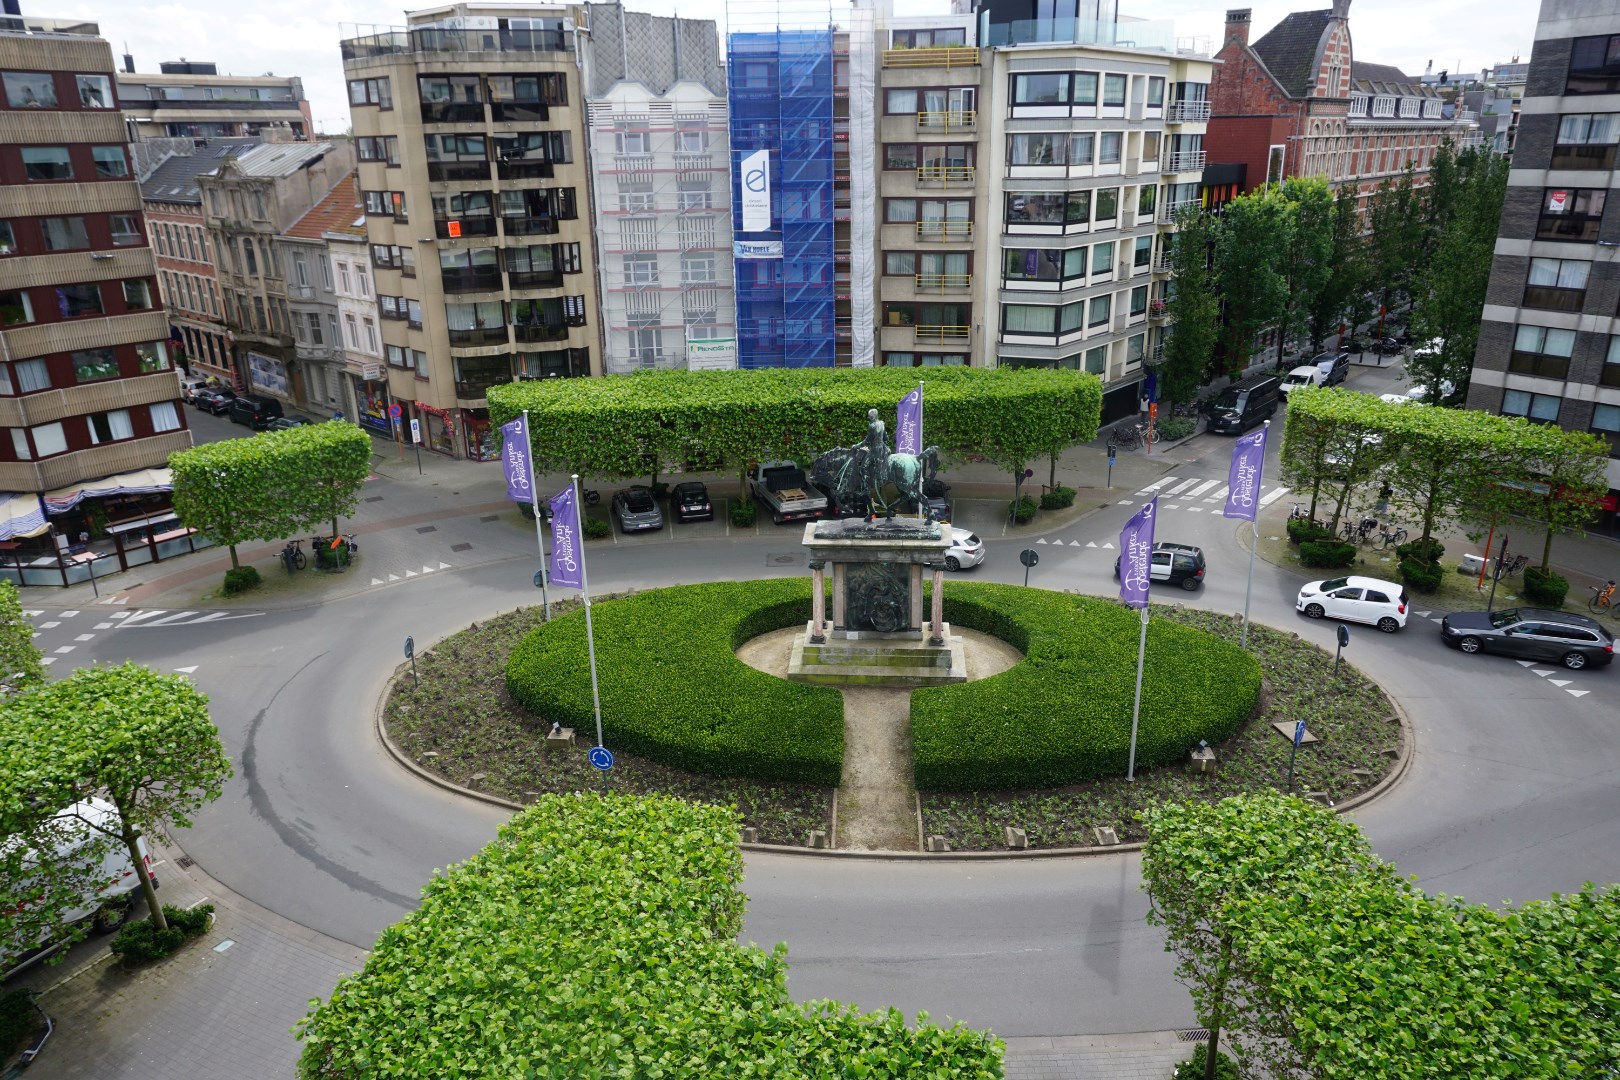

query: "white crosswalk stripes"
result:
(1184, 479), (1221, 499)
(1134, 475), (1289, 512)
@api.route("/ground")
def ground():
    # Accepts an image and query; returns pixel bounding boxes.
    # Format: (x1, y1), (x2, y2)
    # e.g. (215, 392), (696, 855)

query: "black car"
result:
(229, 393), (285, 429)
(670, 481), (714, 523)
(193, 387), (236, 415)
(1113, 541), (1206, 591)
(1440, 607), (1614, 670)
(264, 414), (315, 432)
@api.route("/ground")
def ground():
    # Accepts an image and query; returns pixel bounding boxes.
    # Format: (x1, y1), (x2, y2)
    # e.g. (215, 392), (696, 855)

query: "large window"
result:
(348, 77), (391, 108)
(1003, 246), (1086, 283)
(87, 409), (133, 444)
(150, 401), (181, 433)
(56, 283), (102, 317)
(1553, 113), (1619, 169)
(1606, 335), (1620, 388)
(1088, 294), (1111, 327)
(891, 28), (965, 48)
(1012, 73), (1068, 105)
(0, 290), (31, 326)
(72, 347), (119, 382)
(1006, 191), (1091, 225)
(21, 147), (71, 180)
(1524, 257), (1590, 311)
(122, 279), (155, 310)
(92, 146), (128, 178)
(1568, 34), (1620, 95)
(75, 74), (113, 109)
(109, 213), (142, 247)
(1102, 74), (1126, 108)
(1537, 188), (1606, 241)
(1098, 132), (1122, 165)
(3, 72), (57, 108)
(41, 216), (88, 251)
(1501, 389), (1561, 423)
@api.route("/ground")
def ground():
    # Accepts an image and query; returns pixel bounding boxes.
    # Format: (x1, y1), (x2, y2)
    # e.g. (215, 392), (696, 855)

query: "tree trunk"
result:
(1309, 478), (1323, 522)
(112, 794), (165, 932)
(1542, 524), (1554, 574)
(227, 544), (240, 571)
(331, 517), (339, 539)
(738, 466), (750, 503)
(1203, 945), (1231, 1080)
(1048, 450), (1058, 491)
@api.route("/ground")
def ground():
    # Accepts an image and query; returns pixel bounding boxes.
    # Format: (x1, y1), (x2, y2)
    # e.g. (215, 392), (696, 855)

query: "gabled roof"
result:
(138, 140), (261, 204)
(1350, 60), (1436, 98)
(1250, 8), (1334, 98)
(227, 141), (335, 178)
(283, 173), (364, 241)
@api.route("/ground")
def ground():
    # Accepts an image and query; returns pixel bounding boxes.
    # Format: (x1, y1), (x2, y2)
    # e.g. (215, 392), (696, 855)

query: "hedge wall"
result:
(913, 584), (1261, 790)
(505, 579), (845, 785)
(296, 794), (1004, 1078)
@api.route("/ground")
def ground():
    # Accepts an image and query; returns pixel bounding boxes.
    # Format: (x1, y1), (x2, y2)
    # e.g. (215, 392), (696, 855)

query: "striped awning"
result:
(0, 493), (48, 540)
(42, 467), (174, 514)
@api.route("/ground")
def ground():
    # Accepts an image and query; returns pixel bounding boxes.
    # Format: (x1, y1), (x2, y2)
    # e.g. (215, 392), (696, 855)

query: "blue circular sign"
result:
(744, 167), (767, 193)
(388, 403), (403, 419)
(587, 745), (614, 771)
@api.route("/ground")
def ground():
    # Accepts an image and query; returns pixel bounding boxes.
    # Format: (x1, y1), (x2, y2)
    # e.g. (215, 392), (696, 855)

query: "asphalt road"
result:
(26, 398), (1620, 1038)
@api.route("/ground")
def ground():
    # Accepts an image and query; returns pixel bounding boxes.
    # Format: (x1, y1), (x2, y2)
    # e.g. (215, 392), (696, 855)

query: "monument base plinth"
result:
(786, 622), (967, 687)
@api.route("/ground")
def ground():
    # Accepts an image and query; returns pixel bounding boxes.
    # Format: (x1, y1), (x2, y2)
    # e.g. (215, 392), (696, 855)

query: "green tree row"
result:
(1144, 794), (1620, 1080)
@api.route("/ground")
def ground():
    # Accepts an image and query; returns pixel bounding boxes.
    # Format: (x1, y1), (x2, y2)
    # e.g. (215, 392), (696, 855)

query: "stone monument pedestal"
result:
(785, 517), (967, 687)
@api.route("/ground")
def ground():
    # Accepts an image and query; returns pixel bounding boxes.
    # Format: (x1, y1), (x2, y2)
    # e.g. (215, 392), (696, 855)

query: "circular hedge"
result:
(507, 580), (1261, 792)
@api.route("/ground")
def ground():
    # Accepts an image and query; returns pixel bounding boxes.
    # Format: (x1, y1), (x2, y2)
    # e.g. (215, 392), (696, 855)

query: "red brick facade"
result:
(146, 200), (234, 385)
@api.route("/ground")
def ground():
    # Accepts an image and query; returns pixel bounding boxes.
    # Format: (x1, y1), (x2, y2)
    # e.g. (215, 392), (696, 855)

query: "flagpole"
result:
(526, 411), (550, 621)
(573, 473), (605, 751)
(1239, 419), (1270, 651)
(1127, 604), (1148, 781)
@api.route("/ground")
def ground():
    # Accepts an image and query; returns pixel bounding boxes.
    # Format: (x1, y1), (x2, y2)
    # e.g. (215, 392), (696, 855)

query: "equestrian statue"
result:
(811, 409), (942, 520)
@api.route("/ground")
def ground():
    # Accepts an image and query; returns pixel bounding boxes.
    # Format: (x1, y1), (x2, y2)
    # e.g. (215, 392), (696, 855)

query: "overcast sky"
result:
(90, 0), (1539, 137)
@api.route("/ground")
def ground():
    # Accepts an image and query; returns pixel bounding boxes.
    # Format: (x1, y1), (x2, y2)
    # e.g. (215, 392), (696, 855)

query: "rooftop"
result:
(138, 140), (262, 204)
(224, 141), (336, 178)
(283, 173), (365, 241)
(1249, 8), (1334, 98)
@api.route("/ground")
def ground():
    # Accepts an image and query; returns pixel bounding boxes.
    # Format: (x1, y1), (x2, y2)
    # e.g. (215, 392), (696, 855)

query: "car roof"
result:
(1287, 366), (1320, 376)
(1516, 607), (1603, 628)
(1155, 542), (1202, 555)
(1339, 575), (1403, 591)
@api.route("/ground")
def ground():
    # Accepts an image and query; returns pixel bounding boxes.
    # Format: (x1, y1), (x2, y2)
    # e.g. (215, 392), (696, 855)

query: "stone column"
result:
(831, 562), (846, 629)
(808, 560), (826, 643)
(929, 563), (946, 646)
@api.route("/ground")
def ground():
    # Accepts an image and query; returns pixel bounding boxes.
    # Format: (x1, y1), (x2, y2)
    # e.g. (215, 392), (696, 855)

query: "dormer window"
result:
(1372, 96), (1395, 117)
(1349, 95), (1368, 117)
(1399, 97), (1418, 117)
(1423, 99), (1442, 118)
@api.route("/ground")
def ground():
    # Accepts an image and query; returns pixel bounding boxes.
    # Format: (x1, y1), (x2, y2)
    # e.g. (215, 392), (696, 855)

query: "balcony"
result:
(917, 165), (975, 186)
(1148, 299), (1167, 323)
(447, 325), (509, 347)
(509, 269), (563, 290)
(1165, 150), (1207, 173)
(498, 159), (554, 181)
(435, 216), (498, 239)
(915, 273), (972, 291)
(917, 110), (976, 132)
(340, 26), (570, 60)
(441, 267), (504, 294)
(915, 325), (971, 344)
(881, 46), (979, 68)
(288, 284), (316, 299)
(674, 152), (717, 173)
(1153, 252), (1172, 273)
(1550, 144), (1617, 170)
(1164, 100), (1211, 122)
(491, 102), (549, 123)
(614, 153), (656, 178)
(1157, 199), (1200, 225)
(504, 216), (560, 236)
(1521, 285), (1586, 313)
(915, 220), (973, 240)
(427, 161), (491, 182)
(420, 102), (485, 124)
(513, 321), (569, 344)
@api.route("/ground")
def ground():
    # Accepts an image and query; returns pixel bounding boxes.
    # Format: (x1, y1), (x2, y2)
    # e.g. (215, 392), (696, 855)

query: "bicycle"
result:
(1494, 552), (1529, 579)
(1340, 517), (1378, 544)
(1589, 580), (1618, 614)
(280, 538), (306, 573)
(1107, 424), (1143, 452)
(1377, 523), (1408, 550)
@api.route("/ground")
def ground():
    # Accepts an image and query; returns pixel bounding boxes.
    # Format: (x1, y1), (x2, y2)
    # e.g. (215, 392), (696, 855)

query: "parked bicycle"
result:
(280, 538), (306, 574)
(1340, 516), (1380, 544)
(1376, 523), (1408, 550)
(1289, 502), (1326, 530)
(1494, 552), (1530, 579)
(1589, 579), (1618, 614)
(1107, 423), (1144, 452)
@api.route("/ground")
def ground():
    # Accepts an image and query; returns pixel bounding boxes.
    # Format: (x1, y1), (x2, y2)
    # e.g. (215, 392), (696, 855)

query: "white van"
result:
(3, 799), (155, 977)
(1280, 365), (1328, 396)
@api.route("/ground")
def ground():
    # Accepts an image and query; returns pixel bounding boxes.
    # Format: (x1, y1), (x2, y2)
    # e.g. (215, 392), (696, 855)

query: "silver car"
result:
(611, 486), (664, 532)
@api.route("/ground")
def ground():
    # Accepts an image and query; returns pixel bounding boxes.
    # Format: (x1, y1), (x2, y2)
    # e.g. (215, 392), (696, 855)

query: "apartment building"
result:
(1466, 0), (1620, 537)
(197, 140), (356, 409)
(282, 173), (367, 418)
(0, 16), (193, 578)
(585, 4), (736, 373)
(117, 60), (312, 143)
(341, 4), (599, 459)
(321, 188), (388, 436)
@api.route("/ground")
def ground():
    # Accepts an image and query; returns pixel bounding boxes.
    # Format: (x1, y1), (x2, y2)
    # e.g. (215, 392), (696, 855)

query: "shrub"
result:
(222, 566), (261, 595)
(1399, 557), (1444, 594)
(506, 580), (844, 784)
(0, 989), (37, 1061)
(1038, 486), (1076, 510)
(294, 795), (1003, 1078)
(1173, 1045), (1241, 1080)
(110, 903), (213, 964)
(912, 584), (1261, 790)
(729, 500), (757, 528)
(1007, 495), (1037, 524)
(1155, 415), (1197, 443)
(1395, 537), (1445, 566)
(1523, 565), (1570, 607)
(1286, 517), (1333, 545)
(312, 539), (352, 570)
(1298, 540), (1356, 568)
(582, 517), (612, 540)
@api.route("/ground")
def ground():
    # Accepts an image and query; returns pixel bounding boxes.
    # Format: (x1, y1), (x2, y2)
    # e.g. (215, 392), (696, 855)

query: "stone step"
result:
(791, 665), (967, 687)
(801, 647), (955, 668)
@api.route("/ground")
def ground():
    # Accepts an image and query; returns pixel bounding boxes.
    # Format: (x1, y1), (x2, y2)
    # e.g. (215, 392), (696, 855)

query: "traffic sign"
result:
(587, 745), (614, 771)
(388, 403), (402, 419)
(533, 569), (545, 589)
(1337, 624), (1350, 648)
(1019, 549), (1039, 568)
(403, 635), (414, 660)
(1293, 719), (1306, 747)
(410, 418), (422, 444)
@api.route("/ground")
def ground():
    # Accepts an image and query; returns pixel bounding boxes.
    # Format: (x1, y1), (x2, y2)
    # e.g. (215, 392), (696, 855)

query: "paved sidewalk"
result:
(1005, 1033), (1197, 1079)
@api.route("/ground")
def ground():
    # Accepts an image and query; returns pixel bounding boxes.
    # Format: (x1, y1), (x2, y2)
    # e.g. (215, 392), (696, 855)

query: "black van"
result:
(230, 393), (285, 430)
(1206, 373), (1281, 434)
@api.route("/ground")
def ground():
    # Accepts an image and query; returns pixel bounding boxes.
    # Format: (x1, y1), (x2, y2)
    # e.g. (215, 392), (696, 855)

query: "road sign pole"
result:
(1486, 531), (1509, 613)
(405, 636), (417, 686)
(1334, 624), (1349, 679)
(1126, 604), (1148, 781)
(1107, 447), (1114, 490)
(1286, 719), (1305, 792)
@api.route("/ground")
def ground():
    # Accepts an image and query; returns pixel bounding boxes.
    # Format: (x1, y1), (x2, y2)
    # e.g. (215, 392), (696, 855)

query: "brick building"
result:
(1208, 2), (1476, 203)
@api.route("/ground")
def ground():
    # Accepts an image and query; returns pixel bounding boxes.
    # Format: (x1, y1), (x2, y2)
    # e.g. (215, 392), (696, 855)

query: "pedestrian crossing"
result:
(1114, 475), (1291, 515)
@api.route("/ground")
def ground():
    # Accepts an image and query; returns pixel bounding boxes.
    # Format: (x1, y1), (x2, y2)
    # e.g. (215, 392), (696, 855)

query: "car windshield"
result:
(1488, 608), (1522, 629)
(625, 493), (654, 511)
(1319, 577), (1350, 591)
(1212, 388), (1241, 410)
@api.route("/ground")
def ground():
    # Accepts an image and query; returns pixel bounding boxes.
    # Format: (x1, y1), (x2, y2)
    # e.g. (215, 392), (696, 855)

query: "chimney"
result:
(123, 52), (135, 73)
(1330, 0), (1350, 17)
(1224, 9), (1251, 48)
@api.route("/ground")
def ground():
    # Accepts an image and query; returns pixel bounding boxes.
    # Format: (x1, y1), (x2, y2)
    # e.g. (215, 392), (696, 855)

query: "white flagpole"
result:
(573, 473), (605, 750)
(1240, 419), (1270, 651)
(526, 411), (550, 621)
(1127, 603), (1148, 781)
(917, 379), (924, 443)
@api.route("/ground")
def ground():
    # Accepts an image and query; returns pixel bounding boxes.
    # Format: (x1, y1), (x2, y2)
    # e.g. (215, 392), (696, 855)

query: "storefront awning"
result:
(42, 467), (174, 514)
(108, 511), (179, 535)
(0, 493), (48, 540)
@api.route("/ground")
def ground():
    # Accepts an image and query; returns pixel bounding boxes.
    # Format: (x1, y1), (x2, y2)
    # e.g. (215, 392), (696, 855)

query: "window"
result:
(306, 312), (323, 343)
(240, 237), (257, 275)
(622, 254), (658, 285)
(1568, 34), (1620, 95)
(885, 251), (917, 276)
(885, 199), (919, 224)
(1502, 389), (1562, 422)
(356, 264), (370, 297)
(56, 283), (102, 318)
(1088, 294), (1111, 327)
(1143, 131), (1161, 163)
(885, 88), (919, 114)
(1510, 324), (1577, 378)
(347, 77), (391, 108)
(386, 345), (408, 368)
(0, 221), (12, 255)
(1134, 235), (1154, 268)
(1012, 73), (1068, 105)
(22, 147), (71, 181)
(30, 422), (66, 458)
(1130, 285), (1149, 317)
(1147, 77), (1165, 108)
(357, 136), (400, 163)
(891, 28), (965, 47)
(1102, 74), (1126, 107)
(123, 279), (154, 310)
(1537, 188), (1607, 242)
(414, 350), (429, 379)
(885, 143), (920, 170)
(41, 216), (88, 251)
(72, 347), (119, 382)
(4, 72), (57, 108)
(1553, 113), (1619, 168)
(1126, 334), (1146, 366)
(1003, 304), (1056, 334)
(75, 74), (113, 109)
(681, 253), (716, 284)
(150, 401), (181, 432)
(557, 243), (582, 273)
(1591, 403), (1620, 449)
(1006, 192), (1085, 224)
(1008, 133), (1065, 166)
(1085, 345), (1107, 374)
(1069, 133), (1095, 165)
(87, 409), (133, 444)
(92, 146), (128, 178)
(1525, 257), (1590, 310)
(10, 358), (48, 393)
(1072, 72), (1098, 107)
(1098, 132), (1122, 165)
(1091, 241), (1115, 274)
(108, 213), (137, 247)
(1094, 188), (1118, 221)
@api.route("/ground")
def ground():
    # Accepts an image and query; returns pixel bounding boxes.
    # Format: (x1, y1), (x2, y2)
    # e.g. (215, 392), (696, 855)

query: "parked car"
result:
(1296, 575), (1409, 633)
(1440, 607), (1614, 670)
(229, 393), (285, 429)
(192, 387), (236, 415)
(670, 481), (714, 523)
(177, 375), (209, 403)
(1406, 380), (1456, 405)
(1368, 336), (1403, 355)
(1280, 365), (1328, 396)
(611, 486), (664, 532)
(1113, 541), (1206, 591)
(264, 414), (315, 432)
(1206, 374), (1281, 434)
(944, 529), (984, 571)
(1310, 351), (1351, 386)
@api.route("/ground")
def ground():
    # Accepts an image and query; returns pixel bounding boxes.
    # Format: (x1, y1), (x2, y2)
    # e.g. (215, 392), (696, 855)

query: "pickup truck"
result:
(751, 461), (830, 525)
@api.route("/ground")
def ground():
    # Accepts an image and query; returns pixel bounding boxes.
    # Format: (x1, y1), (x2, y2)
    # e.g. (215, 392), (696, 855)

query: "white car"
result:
(944, 529), (984, 571)
(1296, 575), (1409, 633)
(1379, 393), (1422, 406)
(1280, 365), (1327, 396)
(1406, 380), (1455, 404)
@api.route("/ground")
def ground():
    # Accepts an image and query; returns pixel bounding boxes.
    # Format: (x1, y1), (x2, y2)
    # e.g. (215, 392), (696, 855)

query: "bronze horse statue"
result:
(812, 443), (942, 518)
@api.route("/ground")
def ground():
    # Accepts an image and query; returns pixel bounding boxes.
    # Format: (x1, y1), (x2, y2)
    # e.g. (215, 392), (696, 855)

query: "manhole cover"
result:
(451, 542), (473, 552)
(416, 525), (438, 534)
(767, 553), (799, 566)
(176, 856), (193, 869)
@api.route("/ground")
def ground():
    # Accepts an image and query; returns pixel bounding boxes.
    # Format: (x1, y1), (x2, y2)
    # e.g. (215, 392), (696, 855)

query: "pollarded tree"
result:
(1159, 205), (1221, 409)
(1481, 422), (1612, 573)
(1213, 191), (1293, 378)
(169, 439), (275, 570)
(270, 421), (374, 538)
(0, 579), (43, 696)
(1378, 401), (1519, 550)
(0, 663), (231, 936)
(1279, 387), (1394, 531)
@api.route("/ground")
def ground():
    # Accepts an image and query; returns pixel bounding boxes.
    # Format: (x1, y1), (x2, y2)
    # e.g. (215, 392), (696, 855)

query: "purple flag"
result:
(500, 415), (536, 503)
(1119, 497), (1157, 609)
(547, 483), (583, 589)
(1222, 425), (1268, 521)
(896, 386), (922, 455)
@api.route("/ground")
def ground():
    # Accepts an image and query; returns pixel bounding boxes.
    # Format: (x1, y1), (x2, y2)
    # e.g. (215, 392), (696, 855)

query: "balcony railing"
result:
(447, 325), (509, 347)
(513, 321), (570, 344)
(1148, 300), (1167, 322)
(914, 325), (971, 343)
(504, 216), (561, 236)
(491, 102), (549, 123)
(420, 102), (485, 124)
(674, 152), (717, 172)
(917, 110), (976, 131)
(615, 153), (656, 176)
(435, 216), (498, 239)
(915, 273), (972, 291)
(917, 165), (975, 186)
(1165, 150), (1207, 173)
(1522, 285), (1586, 313)
(288, 284), (316, 299)
(1153, 252), (1172, 273)
(1157, 199), (1200, 224)
(498, 159), (554, 181)
(440, 267), (504, 294)
(427, 161), (491, 182)
(509, 269), (563, 290)
(340, 26), (569, 61)
(915, 220), (973, 240)
(881, 46), (979, 68)
(1164, 100), (1211, 122)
